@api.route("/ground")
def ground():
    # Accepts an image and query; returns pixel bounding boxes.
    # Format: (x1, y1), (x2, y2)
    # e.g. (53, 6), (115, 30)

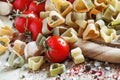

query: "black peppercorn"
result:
(85, 64), (91, 72)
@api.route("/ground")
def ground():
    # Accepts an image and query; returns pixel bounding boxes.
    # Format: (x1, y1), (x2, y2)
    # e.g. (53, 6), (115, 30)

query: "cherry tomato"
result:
(13, 0), (32, 11)
(14, 10), (38, 33)
(28, 0), (45, 15)
(67, 0), (74, 3)
(1, 0), (7, 2)
(28, 18), (43, 40)
(45, 36), (70, 63)
(22, 10), (38, 26)
(14, 17), (26, 33)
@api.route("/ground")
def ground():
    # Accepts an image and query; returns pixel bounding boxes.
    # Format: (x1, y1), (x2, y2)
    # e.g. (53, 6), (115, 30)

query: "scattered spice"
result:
(56, 76), (60, 80)
(98, 71), (102, 76)
(85, 64), (91, 72)
(94, 75), (98, 79)
(105, 66), (110, 71)
(20, 75), (25, 79)
(10, 43), (14, 47)
(53, 59), (120, 80)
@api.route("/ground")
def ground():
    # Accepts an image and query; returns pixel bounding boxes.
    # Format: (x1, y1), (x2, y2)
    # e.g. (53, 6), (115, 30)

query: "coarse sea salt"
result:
(105, 67), (110, 71)
(94, 61), (101, 67)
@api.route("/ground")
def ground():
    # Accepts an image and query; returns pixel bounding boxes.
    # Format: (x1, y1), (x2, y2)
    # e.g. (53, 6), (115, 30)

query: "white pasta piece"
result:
(40, 11), (50, 18)
(24, 41), (40, 59)
(96, 13), (102, 20)
(94, 0), (109, 7)
(110, 0), (118, 9)
(48, 11), (65, 28)
(0, 19), (4, 27)
(28, 56), (44, 71)
(7, 50), (24, 68)
(95, 19), (106, 28)
(102, 5), (116, 21)
(0, 26), (14, 37)
(53, 26), (67, 36)
(45, 0), (58, 11)
(100, 27), (116, 43)
(50, 63), (66, 77)
(65, 12), (78, 28)
(0, 36), (10, 54)
(88, 8), (101, 19)
(83, 20), (99, 40)
(42, 18), (52, 35)
(71, 47), (85, 64)
(116, 13), (120, 20)
(61, 28), (78, 43)
(73, 12), (87, 20)
(56, 0), (73, 17)
(13, 40), (26, 55)
(75, 20), (87, 29)
(116, 1), (120, 12)
(73, 0), (95, 12)
(36, 33), (46, 47)
(95, 19), (117, 43)
(73, 12), (87, 29)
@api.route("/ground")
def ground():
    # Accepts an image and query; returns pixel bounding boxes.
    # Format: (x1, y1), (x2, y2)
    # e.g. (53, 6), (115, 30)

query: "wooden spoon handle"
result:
(72, 38), (120, 63)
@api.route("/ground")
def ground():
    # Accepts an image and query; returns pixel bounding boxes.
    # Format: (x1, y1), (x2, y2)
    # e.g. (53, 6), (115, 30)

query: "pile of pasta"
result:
(42, 0), (120, 43)
(40, 0), (120, 64)
(1, 0), (120, 77)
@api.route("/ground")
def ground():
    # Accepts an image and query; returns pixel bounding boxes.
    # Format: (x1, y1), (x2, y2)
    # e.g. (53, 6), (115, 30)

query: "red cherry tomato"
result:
(13, 0), (32, 11)
(28, 0), (45, 15)
(28, 18), (43, 40)
(67, 0), (74, 3)
(22, 10), (38, 26)
(14, 10), (38, 33)
(1, 0), (7, 2)
(14, 17), (26, 33)
(45, 36), (70, 63)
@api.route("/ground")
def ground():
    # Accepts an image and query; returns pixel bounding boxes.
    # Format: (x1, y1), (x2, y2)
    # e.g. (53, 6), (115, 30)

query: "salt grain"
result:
(105, 67), (110, 71)
(78, 73), (82, 76)
(94, 61), (101, 67)
(0, 62), (1, 65)
(98, 66), (102, 70)
(66, 70), (71, 74)
(105, 62), (109, 65)
(42, 68), (46, 71)
(71, 69), (74, 73)
(71, 76), (76, 80)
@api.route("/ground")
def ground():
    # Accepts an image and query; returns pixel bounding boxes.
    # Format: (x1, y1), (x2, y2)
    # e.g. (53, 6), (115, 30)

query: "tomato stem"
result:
(7, 0), (14, 2)
(37, 0), (43, 2)
(24, 17), (29, 32)
(25, 31), (32, 35)
(43, 42), (52, 51)
(44, 44), (49, 50)
(37, 0), (45, 4)
(13, 9), (21, 17)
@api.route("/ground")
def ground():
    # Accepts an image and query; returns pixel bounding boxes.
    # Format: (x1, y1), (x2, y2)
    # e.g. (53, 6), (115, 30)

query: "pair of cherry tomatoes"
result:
(14, 10), (42, 40)
(13, 0), (45, 40)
